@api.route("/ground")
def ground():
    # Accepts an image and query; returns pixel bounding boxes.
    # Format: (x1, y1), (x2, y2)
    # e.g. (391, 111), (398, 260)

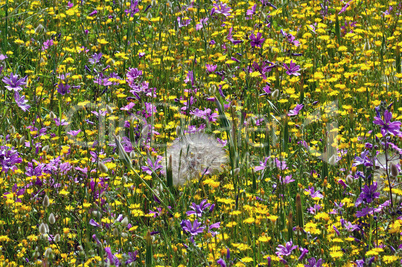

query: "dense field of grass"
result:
(1, 0), (402, 266)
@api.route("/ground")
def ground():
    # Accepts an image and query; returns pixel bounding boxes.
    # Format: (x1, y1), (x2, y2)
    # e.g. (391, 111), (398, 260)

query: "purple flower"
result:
(0, 54), (8, 61)
(141, 157), (163, 175)
(57, 82), (71, 95)
(42, 39), (54, 51)
(206, 64), (217, 73)
(89, 219), (100, 227)
(305, 186), (323, 199)
(186, 199), (213, 217)
(288, 104), (303, 116)
(275, 240), (298, 257)
(298, 247), (309, 261)
(181, 219), (205, 236)
(217, 258), (227, 267)
(67, 129), (81, 137)
(14, 92), (30, 112)
(89, 53), (102, 65)
(125, 251), (138, 264)
(178, 17), (191, 28)
(211, 3), (232, 17)
(249, 32), (265, 48)
(305, 257), (323, 267)
(373, 110), (402, 136)
(355, 182), (380, 207)
(2, 73), (27, 92)
(89, 9), (98, 17)
(339, 0), (352, 15)
(353, 150), (373, 167)
(0, 146), (22, 173)
(356, 207), (374, 218)
(255, 157), (269, 171)
(280, 175), (294, 185)
(283, 60), (301, 76)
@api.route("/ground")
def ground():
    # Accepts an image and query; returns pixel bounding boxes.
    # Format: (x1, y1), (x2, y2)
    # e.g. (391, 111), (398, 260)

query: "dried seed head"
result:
(42, 145), (50, 153)
(164, 133), (227, 186)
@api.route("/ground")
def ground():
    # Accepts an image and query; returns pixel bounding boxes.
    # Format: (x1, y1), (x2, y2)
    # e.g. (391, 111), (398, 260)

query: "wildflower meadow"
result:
(1, 0), (402, 266)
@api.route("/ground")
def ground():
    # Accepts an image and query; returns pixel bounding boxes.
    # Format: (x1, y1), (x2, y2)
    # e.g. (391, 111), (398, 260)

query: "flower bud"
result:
(49, 213), (56, 224)
(49, 111), (56, 120)
(106, 105), (113, 114)
(98, 162), (108, 173)
(42, 145), (50, 153)
(328, 154), (337, 166)
(43, 195), (50, 208)
(54, 234), (60, 243)
(272, 89), (279, 99)
(130, 151), (136, 159)
(176, 126), (181, 137)
(39, 223), (48, 235)
(44, 248), (52, 258)
(121, 217), (129, 227)
(390, 163), (399, 177)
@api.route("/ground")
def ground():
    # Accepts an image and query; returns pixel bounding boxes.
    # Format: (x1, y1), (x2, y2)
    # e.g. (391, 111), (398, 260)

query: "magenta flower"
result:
(283, 60), (301, 76)
(14, 92), (30, 112)
(249, 32), (265, 48)
(2, 73), (27, 92)
(373, 110), (402, 136)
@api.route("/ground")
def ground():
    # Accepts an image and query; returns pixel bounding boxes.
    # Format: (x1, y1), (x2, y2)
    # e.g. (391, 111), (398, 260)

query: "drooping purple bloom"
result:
(89, 9), (98, 17)
(288, 104), (303, 116)
(353, 150), (373, 167)
(283, 60), (301, 76)
(217, 258), (227, 267)
(67, 129), (81, 137)
(125, 251), (138, 264)
(298, 247), (309, 261)
(249, 32), (265, 48)
(373, 110), (402, 136)
(2, 73), (27, 92)
(89, 219), (100, 227)
(14, 92), (30, 112)
(125, 0), (139, 17)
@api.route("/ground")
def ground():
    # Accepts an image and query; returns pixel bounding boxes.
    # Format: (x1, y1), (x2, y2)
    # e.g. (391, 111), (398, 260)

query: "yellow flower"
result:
(382, 255), (399, 264)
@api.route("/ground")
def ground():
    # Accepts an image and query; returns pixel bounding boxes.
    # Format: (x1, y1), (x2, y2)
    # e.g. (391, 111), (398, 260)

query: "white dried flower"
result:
(164, 133), (227, 186)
